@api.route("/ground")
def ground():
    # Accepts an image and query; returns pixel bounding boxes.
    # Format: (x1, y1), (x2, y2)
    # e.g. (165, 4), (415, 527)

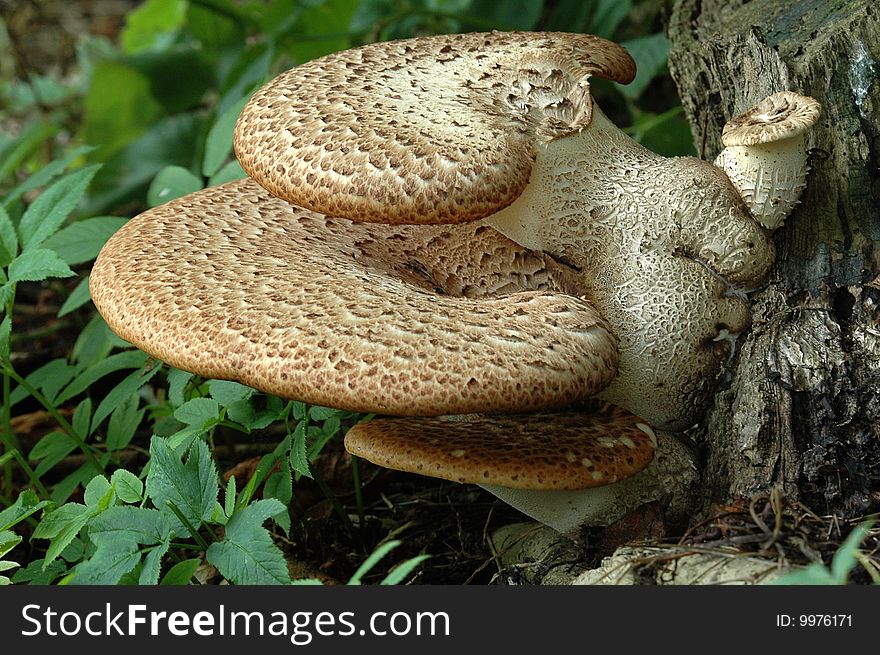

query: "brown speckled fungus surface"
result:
(344, 402), (656, 490)
(721, 91), (821, 146)
(234, 31), (635, 224)
(90, 179), (618, 416)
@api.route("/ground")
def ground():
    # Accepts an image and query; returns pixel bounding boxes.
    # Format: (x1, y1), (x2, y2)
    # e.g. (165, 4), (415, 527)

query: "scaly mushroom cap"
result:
(344, 403), (655, 490)
(234, 31), (635, 225)
(90, 179), (619, 416)
(721, 91), (820, 146)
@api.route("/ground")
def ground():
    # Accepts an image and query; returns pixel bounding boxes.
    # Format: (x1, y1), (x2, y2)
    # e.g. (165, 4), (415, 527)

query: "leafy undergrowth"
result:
(0, 0), (699, 584)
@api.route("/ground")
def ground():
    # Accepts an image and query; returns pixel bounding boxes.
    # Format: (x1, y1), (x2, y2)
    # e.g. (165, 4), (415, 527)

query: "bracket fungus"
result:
(91, 32), (820, 533)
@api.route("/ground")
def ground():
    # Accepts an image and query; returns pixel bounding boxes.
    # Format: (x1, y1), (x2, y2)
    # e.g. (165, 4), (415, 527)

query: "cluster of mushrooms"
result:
(91, 32), (820, 535)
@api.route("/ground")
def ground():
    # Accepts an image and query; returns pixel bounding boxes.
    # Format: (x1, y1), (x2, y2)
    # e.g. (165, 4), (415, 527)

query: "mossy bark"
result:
(667, 0), (880, 517)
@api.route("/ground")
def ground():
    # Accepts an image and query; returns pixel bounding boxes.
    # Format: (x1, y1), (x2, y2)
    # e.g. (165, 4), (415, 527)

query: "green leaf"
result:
(0, 205), (18, 266)
(57, 350), (148, 404)
(18, 165), (101, 250)
(590, 0), (632, 38)
(147, 165), (203, 207)
(160, 557), (201, 585)
(72, 398), (92, 437)
(166, 368), (193, 406)
(11, 558), (67, 585)
(107, 392), (144, 451)
(139, 539), (171, 584)
(206, 499), (291, 585)
(82, 113), (203, 216)
(111, 469), (145, 503)
(73, 537), (141, 585)
(202, 96), (250, 177)
(174, 397), (221, 428)
(831, 523), (872, 583)
(226, 397), (278, 430)
(0, 121), (57, 184)
(0, 489), (49, 531)
(0, 315), (10, 361)
(58, 275), (94, 318)
(84, 474), (114, 509)
(146, 437), (218, 531)
(207, 160), (247, 187)
(0, 530), (22, 559)
(80, 60), (164, 163)
(224, 474), (237, 518)
(35, 503), (91, 567)
(349, 540), (400, 585)
(463, 0), (543, 30)
(121, 0), (188, 54)
(89, 506), (170, 545)
(380, 554), (430, 585)
(290, 421), (312, 479)
(7, 248), (75, 282)
(29, 431), (78, 478)
(769, 562), (837, 585)
(43, 216), (128, 266)
(308, 405), (339, 421)
(92, 361), (162, 428)
(619, 34), (670, 99)
(209, 380), (253, 407)
(10, 358), (75, 406)
(2, 145), (94, 210)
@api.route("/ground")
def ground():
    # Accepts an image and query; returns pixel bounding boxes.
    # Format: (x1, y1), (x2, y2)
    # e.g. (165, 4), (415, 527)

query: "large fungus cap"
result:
(234, 31), (635, 225)
(721, 91), (820, 146)
(344, 402), (656, 490)
(90, 179), (618, 416)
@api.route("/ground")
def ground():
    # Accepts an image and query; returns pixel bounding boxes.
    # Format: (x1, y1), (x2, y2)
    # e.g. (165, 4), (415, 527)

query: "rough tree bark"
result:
(667, 0), (880, 518)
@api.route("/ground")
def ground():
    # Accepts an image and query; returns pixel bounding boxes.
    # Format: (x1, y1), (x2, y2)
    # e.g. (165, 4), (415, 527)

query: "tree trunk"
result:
(667, 0), (880, 518)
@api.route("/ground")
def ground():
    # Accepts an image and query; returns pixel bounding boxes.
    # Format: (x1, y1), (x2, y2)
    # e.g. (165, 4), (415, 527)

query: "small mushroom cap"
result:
(344, 403), (656, 490)
(90, 178), (619, 416)
(234, 31), (635, 225)
(721, 91), (820, 146)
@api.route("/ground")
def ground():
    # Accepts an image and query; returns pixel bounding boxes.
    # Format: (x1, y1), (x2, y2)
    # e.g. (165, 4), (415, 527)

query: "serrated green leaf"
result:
(39, 505), (91, 567)
(308, 405), (339, 421)
(147, 165), (203, 208)
(111, 469), (145, 503)
(0, 489), (49, 531)
(226, 398), (278, 430)
(92, 361), (161, 428)
(72, 398), (92, 438)
(174, 397), (221, 427)
(380, 554), (430, 585)
(290, 421), (312, 479)
(203, 96), (250, 177)
(206, 499), (290, 585)
(89, 506), (170, 545)
(18, 165), (101, 250)
(7, 248), (75, 282)
(72, 315), (116, 370)
(140, 539), (171, 585)
(11, 558), (67, 585)
(59, 537), (84, 564)
(209, 380), (253, 407)
(146, 437), (218, 532)
(43, 216), (128, 266)
(107, 393), (144, 452)
(58, 275), (93, 318)
(33, 504), (88, 540)
(160, 557), (201, 585)
(72, 537), (141, 585)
